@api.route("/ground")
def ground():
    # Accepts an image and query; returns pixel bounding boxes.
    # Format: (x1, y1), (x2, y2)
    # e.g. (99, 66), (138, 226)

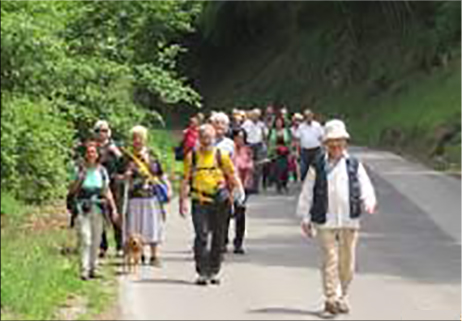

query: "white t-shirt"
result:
(215, 137), (235, 157)
(295, 121), (324, 149)
(242, 119), (264, 145)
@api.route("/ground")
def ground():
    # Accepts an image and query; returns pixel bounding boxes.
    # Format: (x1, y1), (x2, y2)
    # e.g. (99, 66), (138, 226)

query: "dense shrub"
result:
(1, 96), (74, 202)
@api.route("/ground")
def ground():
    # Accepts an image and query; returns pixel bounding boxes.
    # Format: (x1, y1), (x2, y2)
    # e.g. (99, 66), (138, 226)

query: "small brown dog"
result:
(124, 234), (144, 275)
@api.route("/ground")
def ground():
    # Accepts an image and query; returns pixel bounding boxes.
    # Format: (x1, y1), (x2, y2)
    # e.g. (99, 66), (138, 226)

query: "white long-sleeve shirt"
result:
(296, 153), (377, 229)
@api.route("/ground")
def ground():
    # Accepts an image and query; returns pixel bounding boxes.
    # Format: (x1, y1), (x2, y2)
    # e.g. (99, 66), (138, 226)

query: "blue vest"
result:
(310, 153), (362, 224)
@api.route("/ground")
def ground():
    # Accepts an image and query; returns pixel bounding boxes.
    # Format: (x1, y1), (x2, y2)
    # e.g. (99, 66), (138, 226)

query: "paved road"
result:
(119, 148), (461, 320)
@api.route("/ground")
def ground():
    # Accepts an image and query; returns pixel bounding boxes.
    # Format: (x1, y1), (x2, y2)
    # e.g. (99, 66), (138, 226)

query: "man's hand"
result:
(365, 203), (377, 215)
(301, 221), (315, 238)
(234, 188), (246, 206)
(179, 199), (188, 218)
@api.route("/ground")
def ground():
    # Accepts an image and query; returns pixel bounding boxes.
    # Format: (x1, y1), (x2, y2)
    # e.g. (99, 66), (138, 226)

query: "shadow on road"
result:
(249, 307), (334, 320)
(237, 173), (461, 286)
(134, 278), (196, 287)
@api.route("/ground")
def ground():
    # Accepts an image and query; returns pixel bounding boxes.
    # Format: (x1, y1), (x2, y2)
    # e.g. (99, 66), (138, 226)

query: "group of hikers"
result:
(66, 104), (377, 316)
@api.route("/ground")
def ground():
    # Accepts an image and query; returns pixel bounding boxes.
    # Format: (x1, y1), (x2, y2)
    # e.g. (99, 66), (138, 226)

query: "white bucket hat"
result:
(323, 119), (350, 142)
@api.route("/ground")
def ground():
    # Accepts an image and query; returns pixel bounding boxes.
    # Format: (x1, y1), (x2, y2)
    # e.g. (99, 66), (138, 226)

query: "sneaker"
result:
(209, 274), (221, 285)
(150, 257), (162, 267)
(116, 250), (124, 258)
(233, 247), (245, 255)
(195, 275), (208, 286)
(324, 300), (339, 315)
(99, 250), (107, 259)
(89, 270), (101, 279)
(336, 298), (350, 314)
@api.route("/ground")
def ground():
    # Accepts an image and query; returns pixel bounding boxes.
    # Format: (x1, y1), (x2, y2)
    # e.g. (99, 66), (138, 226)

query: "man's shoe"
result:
(195, 275), (208, 286)
(336, 298), (350, 314)
(209, 274), (221, 285)
(234, 247), (245, 255)
(324, 300), (339, 315)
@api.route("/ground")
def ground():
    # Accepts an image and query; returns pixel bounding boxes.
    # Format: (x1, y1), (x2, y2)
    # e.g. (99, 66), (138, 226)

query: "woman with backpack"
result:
(120, 125), (172, 267)
(68, 142), (119, 280)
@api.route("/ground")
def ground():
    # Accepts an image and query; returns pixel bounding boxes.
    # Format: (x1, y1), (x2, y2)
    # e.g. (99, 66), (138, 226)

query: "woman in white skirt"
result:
(122, 125), (172, 266)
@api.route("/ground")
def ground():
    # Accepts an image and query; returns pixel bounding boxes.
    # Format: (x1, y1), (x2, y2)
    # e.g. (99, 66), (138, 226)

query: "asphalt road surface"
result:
(119, 148), (461, 320)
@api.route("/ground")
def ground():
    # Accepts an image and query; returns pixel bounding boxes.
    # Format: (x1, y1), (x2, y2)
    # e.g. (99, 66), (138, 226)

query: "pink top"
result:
(233, 145), (254, 189)
(183, 126), (198, 154)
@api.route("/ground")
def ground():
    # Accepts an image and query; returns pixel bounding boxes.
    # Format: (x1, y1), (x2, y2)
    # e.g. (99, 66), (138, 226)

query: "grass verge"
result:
(1, 195), (118, 321)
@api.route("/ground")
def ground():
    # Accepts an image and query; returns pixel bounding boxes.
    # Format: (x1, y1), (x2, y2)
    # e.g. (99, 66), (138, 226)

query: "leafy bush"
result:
(1, 1), (204, 203)
(1, 96), (74, 203)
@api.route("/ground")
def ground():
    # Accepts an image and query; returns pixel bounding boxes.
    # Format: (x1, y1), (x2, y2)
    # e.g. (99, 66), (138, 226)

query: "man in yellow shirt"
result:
(180, 124), (245, 285)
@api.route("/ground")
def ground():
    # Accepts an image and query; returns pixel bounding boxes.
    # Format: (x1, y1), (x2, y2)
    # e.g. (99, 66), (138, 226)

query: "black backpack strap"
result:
(99, 165), (109, 189)
(346, 156), (361, 217)
(346, 156), (359, 175)
(215, 148), (223, 170)
(189, 150), (197, 188)
(192, 149), (197, 169)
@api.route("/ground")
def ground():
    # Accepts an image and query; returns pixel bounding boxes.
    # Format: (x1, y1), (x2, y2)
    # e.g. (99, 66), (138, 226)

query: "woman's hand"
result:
(112, 211), (121, 227)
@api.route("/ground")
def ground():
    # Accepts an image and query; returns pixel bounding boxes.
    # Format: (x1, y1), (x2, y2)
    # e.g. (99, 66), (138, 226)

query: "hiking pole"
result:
(121, 178), (129, 246)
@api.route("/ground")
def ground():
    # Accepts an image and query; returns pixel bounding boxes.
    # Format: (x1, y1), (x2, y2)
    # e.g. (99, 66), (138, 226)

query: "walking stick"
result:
(121, 178), (129, 246)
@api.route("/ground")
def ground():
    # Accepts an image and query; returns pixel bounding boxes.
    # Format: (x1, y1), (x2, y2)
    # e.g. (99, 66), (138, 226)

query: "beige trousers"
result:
(317, 228), (359, 303)
(77, 208), (104, 275)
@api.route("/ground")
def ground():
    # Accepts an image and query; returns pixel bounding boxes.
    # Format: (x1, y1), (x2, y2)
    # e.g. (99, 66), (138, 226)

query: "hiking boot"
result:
(336, 298), (350, 314)
(89, 270), (101, 279)
(209, 274), (221, 285)
(234, 247), (245, 255)
(150, 257), (162, 267)
(324, 300), (339, 315)
(195, 275), (208, 286)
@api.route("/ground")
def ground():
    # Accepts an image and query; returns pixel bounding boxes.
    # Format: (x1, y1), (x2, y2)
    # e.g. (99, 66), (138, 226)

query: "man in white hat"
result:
(296, 119), (377, 316)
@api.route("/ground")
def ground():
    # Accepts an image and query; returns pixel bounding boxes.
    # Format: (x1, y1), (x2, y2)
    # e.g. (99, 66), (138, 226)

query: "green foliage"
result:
(1, 1), (204, 203)
(433, 1), (462, 53)
(1, 224), (117, 320)
(195, 1), (461, 170)
(0, 191), (26, 225)
(1, 96), (73, 202)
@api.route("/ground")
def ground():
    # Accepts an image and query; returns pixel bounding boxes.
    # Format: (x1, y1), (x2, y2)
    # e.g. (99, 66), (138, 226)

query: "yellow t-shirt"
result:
(184, 148), (235, 202)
